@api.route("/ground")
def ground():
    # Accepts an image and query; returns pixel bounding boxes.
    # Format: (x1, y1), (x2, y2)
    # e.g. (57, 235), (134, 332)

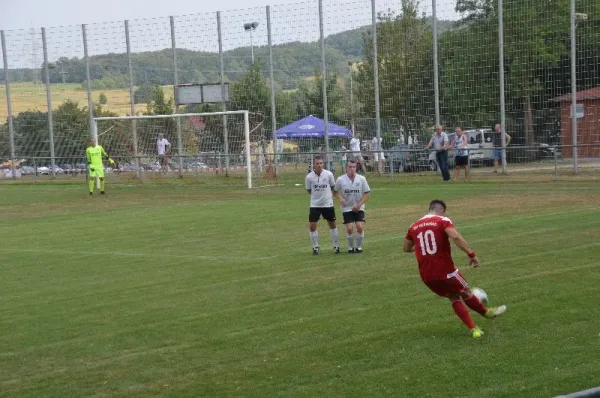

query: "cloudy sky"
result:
(1, 0), (459, 67)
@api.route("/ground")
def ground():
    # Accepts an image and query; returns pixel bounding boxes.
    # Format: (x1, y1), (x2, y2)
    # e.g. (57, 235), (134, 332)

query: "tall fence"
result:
(1, 0), (599, 182)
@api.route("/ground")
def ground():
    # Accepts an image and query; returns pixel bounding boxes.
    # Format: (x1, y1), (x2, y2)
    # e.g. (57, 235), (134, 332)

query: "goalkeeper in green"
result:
(86, 138), (115, 195)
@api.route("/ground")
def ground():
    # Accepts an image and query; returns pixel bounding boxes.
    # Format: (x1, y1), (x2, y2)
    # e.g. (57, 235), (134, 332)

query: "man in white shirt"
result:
(349, 136), (364, 173)
(305, 155), (340, 255)
(156, 133), (171, 173)
(334, 159), (371, 253)
(371, 135), (385, 172)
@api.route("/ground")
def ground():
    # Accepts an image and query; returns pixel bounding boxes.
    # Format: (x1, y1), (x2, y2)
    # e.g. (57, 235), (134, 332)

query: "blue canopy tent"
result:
(274, 115), (352, 139)
(274, 115), (352, 172)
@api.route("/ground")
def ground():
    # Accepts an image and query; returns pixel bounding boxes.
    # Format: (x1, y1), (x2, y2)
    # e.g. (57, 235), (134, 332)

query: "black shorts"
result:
(455, 155), (469, 166)
(309, 207), (336, 222)
(343, 210), (366, 224)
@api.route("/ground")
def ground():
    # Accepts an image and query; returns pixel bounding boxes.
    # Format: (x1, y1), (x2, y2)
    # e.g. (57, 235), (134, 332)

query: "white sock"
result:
(309, 231), (319, 248)
(347, 233), (354, 249)
(356, 231), (364, 248)
(330, 228), (339, 247)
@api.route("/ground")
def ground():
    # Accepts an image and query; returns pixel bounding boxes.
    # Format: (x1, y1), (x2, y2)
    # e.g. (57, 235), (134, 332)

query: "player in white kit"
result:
(156, 133), (171, 173)
(305, 156), (340, 255)
(334, 159), (371, 253)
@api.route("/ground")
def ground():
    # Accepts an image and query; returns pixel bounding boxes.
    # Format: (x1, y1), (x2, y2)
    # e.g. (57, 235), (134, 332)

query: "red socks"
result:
(464, 295), (488, 316)
(451, 300), (476, 329)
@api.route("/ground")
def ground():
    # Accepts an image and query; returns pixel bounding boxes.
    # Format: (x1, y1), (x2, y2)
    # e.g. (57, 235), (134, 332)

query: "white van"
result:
(428, 129), (495, 170)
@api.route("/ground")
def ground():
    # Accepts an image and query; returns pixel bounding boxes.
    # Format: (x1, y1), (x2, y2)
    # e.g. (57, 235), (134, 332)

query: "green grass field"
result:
(1, 180), (600, 397)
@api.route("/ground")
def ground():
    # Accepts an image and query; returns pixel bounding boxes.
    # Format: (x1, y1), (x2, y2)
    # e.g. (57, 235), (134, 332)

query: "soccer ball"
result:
(472, 287), (489, 305)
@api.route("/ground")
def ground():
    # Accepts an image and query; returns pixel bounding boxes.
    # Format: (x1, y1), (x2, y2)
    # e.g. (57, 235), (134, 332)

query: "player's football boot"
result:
(470, 326), (484, 339)
(333, 246), (340, 254)
(485, 305), (507, 319)
(348, 248), (355, 254)
(312, 247), (320, 256)
(355, 247), (363, 254)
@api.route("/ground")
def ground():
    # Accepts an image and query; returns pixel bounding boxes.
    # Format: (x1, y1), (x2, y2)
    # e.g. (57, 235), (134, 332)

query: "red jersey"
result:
(405, 214), (457, 282)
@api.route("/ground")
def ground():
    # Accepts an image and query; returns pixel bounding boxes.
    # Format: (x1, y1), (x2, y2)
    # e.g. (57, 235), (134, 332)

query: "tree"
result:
(144, 86), (174, 116)
(293, 70), (345, 124)
(98, 93), (108, 105)
(356, 0), (434, 138)
(134, 83), (156, 104)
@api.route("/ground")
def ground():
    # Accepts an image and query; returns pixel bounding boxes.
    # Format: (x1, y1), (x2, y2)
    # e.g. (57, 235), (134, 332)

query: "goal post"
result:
(92, 110), (255, 189)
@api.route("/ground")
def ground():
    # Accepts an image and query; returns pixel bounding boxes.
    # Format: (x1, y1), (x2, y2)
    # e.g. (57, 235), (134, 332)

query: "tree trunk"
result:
(523, 95), (535, 145)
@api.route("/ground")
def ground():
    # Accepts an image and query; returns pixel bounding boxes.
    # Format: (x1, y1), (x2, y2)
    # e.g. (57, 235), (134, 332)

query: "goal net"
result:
(93, 111), (273, 189)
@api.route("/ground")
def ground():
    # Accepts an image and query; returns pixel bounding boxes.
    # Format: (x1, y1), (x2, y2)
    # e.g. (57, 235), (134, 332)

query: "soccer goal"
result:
(93, 111), (272, 189)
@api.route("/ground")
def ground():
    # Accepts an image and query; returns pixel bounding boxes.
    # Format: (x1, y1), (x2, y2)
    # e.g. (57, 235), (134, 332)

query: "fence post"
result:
(498, 0), (507, 174)
(124, 20), (141, 180)
(82, 24), (96, 142)
(267, 5), (278, 177)
(41, 28), (57, 179)
(554, 148), (558, 181)
(432, 0), (440, 127)
(371, 0), (383, 175)
(216, 11), (230, 177)
(570, 0), (579, 174)
(170, 16), (184, 178)
(318, 0), (331, 170)
(467, 149), (472, 183)
(1, 31), (17, 180)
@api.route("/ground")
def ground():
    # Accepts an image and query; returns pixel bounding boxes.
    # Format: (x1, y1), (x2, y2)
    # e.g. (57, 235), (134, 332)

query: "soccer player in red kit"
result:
(404, 200), (506, 338)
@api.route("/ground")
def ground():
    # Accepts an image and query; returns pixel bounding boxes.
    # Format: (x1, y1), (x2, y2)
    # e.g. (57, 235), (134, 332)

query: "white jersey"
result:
(157, 138), (170, 155)
(350, 137), (361, 153)
(305, 169), (335, 208)
(334, 174), (371, 213)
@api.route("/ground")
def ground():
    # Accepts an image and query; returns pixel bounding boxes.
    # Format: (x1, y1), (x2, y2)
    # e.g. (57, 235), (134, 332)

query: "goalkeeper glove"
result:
(108, 158), (115, 165)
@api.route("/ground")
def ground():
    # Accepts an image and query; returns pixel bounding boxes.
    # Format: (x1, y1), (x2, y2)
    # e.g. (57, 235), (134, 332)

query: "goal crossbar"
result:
(92, 111), (253, 189)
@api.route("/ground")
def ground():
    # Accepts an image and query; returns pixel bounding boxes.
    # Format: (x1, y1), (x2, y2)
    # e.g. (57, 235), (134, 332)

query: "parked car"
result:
(386, 144), (430, 173)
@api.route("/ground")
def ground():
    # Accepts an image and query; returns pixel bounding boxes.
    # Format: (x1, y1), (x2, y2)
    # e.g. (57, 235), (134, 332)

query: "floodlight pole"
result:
(250, 30), (254, 64)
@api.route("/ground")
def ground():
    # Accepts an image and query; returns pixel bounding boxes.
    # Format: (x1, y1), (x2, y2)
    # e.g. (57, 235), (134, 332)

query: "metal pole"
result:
(570, 0), (578, 174)
(170, 16), (184, 177)
(125, 20), (140, 179)
(349, 61), (355, 135)
(1, 31), (16, 180)
(372, 0), (383, 174)
(267, 6), (278, 177)
(554, 148), (558, 181)
(498, 0), (507, 174)
(432, 0), (440, 126)
(217, 12), (230, 176)
(250, 30), (255, 64)
(467, 148), (472, 182)
(318, 0), (331, 170)
(42, 28), (56, 178)
(82, 24), (96, 142)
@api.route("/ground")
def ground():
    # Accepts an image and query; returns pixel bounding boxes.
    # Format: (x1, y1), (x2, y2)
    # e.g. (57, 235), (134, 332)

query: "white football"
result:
(472, 287), (489, 305)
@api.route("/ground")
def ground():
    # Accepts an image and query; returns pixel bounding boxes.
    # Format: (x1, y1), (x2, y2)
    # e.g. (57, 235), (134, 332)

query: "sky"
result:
(1, 0), (459, 68)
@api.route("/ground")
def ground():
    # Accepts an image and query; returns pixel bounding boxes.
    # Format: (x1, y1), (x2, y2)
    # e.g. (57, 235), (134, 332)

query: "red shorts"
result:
(424, 272), (469, 298)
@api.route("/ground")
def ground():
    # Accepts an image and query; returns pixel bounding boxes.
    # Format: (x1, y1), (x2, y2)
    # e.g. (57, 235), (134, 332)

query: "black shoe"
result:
(348, 248), (355, 254)
(333, 247), (340, 254)
(355, 247), (363, 254)
(100, 191), (105, 195)
(89, 192), (93, 196)
(313, 247), (320, 256)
